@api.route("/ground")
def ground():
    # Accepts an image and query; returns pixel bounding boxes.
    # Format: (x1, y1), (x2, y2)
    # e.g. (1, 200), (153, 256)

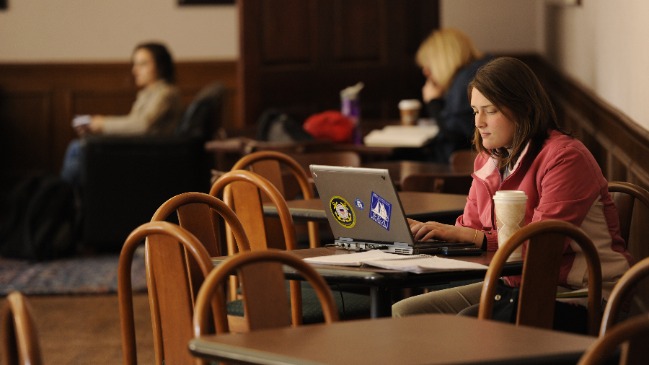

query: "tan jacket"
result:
(101, 80), (182, 136)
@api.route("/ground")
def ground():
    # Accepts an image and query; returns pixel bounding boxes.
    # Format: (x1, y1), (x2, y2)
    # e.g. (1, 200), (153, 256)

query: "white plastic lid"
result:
(398, 99), (422, 110)
(493, 190), (527, 201)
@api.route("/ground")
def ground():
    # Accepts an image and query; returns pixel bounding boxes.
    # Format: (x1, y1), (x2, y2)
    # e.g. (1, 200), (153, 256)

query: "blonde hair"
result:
(416, 28), (482, 93)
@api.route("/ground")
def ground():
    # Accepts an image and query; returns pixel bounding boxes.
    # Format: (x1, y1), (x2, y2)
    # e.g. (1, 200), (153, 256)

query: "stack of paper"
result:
(363, 125), (439, 147)
(304, 250), (488, 274)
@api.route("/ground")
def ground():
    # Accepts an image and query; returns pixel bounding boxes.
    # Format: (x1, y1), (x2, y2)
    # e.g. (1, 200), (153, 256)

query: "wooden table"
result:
(213, 247), (522, 318)
(264, 191), (467, 223)
(189, 313), (595, 365)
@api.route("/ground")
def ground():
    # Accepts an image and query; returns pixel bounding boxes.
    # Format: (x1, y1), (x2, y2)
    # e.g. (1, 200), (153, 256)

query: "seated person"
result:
(60, 42), (182, 186)
(414, 28), (492, 163)
(392, 57), (634, 334)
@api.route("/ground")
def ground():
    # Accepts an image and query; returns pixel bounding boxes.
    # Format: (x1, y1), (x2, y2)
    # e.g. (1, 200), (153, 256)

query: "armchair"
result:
(80, 82), (224, 252)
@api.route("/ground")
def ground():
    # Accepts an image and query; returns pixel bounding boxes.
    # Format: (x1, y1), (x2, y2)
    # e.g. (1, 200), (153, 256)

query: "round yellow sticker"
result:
(329, 196), (356, 228)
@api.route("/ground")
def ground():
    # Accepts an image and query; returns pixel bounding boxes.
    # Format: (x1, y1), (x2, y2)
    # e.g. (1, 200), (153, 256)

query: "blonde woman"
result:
(416, 28), (491, 163)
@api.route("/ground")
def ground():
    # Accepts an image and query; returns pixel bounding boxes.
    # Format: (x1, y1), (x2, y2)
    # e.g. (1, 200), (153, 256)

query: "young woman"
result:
(392, 57), (633, 332)
(414, 28), (492, 163)
(61, 42), (182, 185)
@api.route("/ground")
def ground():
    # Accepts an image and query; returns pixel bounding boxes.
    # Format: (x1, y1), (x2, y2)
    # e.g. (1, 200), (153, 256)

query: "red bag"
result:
(303, 110), (355, 143)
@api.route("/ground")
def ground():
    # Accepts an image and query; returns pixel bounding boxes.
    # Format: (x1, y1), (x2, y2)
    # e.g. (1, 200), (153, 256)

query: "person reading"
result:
(60, 42), (182, 187)
(392, 57), (633, 334)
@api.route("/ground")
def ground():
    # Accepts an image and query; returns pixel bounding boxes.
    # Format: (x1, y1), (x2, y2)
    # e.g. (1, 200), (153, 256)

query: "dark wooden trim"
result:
(519, 54), (649, 190)
(0, 60), (238, 178)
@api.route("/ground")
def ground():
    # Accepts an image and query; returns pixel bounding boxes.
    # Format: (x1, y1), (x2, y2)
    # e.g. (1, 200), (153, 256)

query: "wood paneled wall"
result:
(521, 55), (649, 191)
(0, 61), (238, 179)
(3, 55), (649, 193)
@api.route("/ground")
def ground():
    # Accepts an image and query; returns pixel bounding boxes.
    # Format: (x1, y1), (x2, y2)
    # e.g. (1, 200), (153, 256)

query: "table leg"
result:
(370, 286), (392, 318)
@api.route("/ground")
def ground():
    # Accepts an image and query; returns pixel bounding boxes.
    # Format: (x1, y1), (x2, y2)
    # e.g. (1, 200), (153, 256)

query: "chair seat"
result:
(226, 282), (371, 323)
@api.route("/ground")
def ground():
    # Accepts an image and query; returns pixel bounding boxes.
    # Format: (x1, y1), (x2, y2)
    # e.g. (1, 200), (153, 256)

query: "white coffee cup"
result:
(398, 99), (421, 126)
(493, 190), (527, 261)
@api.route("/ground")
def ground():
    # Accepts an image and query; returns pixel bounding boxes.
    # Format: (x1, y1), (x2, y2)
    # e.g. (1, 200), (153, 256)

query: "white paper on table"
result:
(303, 250), (416, 267)
(364, 256), (488, 274)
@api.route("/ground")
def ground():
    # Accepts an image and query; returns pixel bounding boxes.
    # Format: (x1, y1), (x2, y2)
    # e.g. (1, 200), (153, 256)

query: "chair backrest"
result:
(229, 151), (314, 248)
(118, 221), (215, 365)
(209, 169), (307, 325)
(608, 181), (649, 261)
(599, 256), (649, 364)
(449, 149), (477, 171)
(601, 256), (649, 334)
(1, 292), (43, 365)
(478, 219), (603, 336)
(290, 150), (361, 173)
(151, 192), (251, 257)
(578, 314), (649, 365)
(177, 82), (225, 140)
(192, 250), (338, 359)
(401, 173), (473, 195)
(144, 192), (251, 364)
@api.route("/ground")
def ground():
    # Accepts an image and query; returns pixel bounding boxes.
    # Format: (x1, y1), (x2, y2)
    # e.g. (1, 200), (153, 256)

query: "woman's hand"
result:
(408, 218), (480, 245)
(422, 78), (443, 102)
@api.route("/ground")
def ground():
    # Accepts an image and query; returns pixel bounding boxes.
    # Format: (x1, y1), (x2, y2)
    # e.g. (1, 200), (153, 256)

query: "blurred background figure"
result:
(61, 42), (182, 186)
(416, 28), (492, 163)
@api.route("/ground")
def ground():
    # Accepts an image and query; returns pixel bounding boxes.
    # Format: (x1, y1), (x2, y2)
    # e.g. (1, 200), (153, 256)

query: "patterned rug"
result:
(0, 253), (147, 296)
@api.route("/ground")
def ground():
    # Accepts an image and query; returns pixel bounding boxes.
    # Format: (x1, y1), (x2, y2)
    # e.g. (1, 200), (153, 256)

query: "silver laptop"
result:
(309, 164), (473, 255)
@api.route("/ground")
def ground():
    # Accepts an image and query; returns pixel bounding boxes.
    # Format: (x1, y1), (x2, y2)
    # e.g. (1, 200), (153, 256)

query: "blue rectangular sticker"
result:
(369, 191), (392, 231)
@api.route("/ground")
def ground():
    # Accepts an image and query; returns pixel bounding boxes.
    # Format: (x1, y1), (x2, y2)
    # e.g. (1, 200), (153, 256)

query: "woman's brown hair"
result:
(468, 57), (563, 169)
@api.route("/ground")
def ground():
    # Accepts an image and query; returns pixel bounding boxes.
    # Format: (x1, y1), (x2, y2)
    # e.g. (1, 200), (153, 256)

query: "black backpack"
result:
(0, 174), (79, 260)
(256, 109), (314, 142)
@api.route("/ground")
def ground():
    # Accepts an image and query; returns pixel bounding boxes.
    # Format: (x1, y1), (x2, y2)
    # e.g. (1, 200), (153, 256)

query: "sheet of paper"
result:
(363, 256), (488, 274)
(303, 250), (415, 266)
(363, 125), (439, 147)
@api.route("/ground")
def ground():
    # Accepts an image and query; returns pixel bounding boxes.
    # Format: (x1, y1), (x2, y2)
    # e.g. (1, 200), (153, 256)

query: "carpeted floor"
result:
(0, 252), (147, 296)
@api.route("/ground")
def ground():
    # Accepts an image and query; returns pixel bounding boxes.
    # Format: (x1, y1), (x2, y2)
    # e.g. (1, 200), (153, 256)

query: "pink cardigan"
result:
(457, 131), (633, 296)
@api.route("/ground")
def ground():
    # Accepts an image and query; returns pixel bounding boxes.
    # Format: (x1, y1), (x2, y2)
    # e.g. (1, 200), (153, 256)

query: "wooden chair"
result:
(118, 221), (215, 365)
(290, 150), (361, 172)
(194, 249), (338, 331)
(209, 169), (371, 324)
(597, 256), (649, 364)
(210, 169), (304, 324)
(578, 314), (649, 365)
(1, 292), (42, 365)
(230, 150), (320, 249)
(601, 256), (649, 333)
(449, 149), (477, 171)
(608, 181), (649, 261)
(478, 219), (603, 336)
(144, 192), (252, 359)
(191, 249), (338, 365)
(401, 173), (473, 195)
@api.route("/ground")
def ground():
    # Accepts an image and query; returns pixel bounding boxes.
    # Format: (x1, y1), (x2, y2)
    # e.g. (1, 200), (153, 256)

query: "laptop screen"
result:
(310, 165), (415, 246)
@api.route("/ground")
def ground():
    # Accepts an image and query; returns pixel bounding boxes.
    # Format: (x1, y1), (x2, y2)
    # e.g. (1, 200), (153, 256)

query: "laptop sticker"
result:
(369, 192), (392, 231)
(354, 198), (365, 210)
(330, 196), (356, 228)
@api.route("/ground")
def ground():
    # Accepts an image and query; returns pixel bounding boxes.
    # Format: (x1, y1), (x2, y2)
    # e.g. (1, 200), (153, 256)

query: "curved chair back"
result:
(209, 169), (305, 324)
(118, 221), (215, 365)
(192, 250), (338, 364)
(144, 192), (251, 363)
(608, 181), (649, 261)
(578, 314), (649, 365)
(449, 149), (477, 171)
(1, 292), (42, 365)
(210, 169), (297, 252)
(478, 219), (603, 336)
(230, 150), (319, 249)
(601, 256), (649, 334)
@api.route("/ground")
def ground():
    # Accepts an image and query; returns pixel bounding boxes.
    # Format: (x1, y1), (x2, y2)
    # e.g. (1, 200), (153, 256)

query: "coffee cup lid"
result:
(398, 99), (421, 109)
(493, 190), (527, 201)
